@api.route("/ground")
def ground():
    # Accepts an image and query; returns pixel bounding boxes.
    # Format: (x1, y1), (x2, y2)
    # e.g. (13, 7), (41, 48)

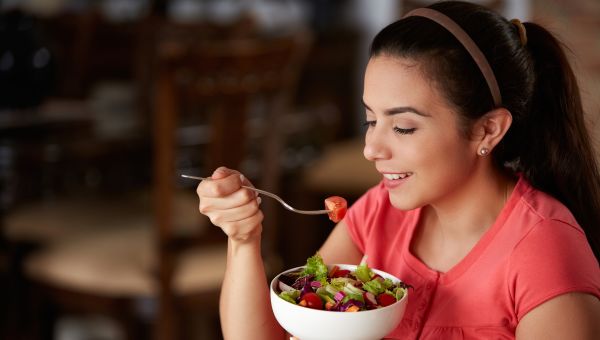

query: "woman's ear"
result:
(473, 108), (513, 155)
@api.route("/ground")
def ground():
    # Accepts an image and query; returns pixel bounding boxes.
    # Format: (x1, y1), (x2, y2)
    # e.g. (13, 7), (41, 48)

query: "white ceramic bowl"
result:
(270, 264), (408, 340)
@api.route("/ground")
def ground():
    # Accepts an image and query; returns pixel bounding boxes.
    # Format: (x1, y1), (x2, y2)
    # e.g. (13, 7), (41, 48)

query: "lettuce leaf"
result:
(301, 253), (328, 282)
(354, 262), (373, 283)
(279, 290), (300, 304)
(362, 279), (385, 295)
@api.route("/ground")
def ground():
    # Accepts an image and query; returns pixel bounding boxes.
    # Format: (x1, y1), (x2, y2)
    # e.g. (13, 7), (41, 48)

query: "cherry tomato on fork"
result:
(324, 196), (347, 223)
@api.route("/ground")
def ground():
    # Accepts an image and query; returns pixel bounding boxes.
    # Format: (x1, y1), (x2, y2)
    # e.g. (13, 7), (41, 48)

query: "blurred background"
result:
(0, 0), (598, 339)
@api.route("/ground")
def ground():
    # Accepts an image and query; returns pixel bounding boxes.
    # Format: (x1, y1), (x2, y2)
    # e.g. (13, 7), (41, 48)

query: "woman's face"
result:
(363, 55), (479, 210)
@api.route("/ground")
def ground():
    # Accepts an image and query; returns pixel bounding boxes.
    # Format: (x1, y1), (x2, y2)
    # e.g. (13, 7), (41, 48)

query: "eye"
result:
(362, 120), (376, 128)
(394, 127), (416, 135)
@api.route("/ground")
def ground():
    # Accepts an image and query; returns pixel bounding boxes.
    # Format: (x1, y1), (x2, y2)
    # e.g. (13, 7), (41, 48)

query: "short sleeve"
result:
(508, 219), (600, 321)
(344, 182), (386, 254)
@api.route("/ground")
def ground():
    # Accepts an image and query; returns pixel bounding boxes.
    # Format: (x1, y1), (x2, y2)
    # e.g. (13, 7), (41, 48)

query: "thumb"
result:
(211, 166), (238, 180)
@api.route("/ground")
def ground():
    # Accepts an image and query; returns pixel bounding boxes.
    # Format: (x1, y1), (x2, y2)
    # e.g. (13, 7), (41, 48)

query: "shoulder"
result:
(506, 177), (587, 253)
(515, 177), (579, 227)
(509, 179), (594, 269)
(507, 179), (600, 320)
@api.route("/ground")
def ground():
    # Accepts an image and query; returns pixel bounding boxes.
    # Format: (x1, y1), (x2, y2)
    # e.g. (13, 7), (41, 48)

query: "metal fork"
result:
(181, 174), (331, 215)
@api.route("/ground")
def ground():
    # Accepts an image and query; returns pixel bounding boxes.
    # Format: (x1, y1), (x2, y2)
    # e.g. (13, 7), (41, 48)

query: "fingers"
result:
(210, 166), (256, 188)
(238, 171), (256, 188)
(195, 167), (264, 242)
(198, 169), (243, 198)
(201, 191), (263, 242)
(199, 187), (260, 216)
(206, 199), (262, 230)
(211, 166), (237, 180)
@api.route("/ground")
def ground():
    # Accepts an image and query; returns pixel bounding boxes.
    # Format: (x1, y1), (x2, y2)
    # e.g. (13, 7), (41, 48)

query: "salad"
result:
(276, 254), (409, 312)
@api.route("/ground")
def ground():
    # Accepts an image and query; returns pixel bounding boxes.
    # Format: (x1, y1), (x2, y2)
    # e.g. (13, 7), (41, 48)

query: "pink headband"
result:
(404, 8), (502, 107)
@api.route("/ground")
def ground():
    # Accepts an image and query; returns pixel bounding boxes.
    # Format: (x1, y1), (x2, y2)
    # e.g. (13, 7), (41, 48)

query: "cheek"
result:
(412, 135), (477, 192)
(420, 141), (477, 197)
(417, 128), (474, 168)
(431, 144), (468, 169)
(387, 138), (475, 210)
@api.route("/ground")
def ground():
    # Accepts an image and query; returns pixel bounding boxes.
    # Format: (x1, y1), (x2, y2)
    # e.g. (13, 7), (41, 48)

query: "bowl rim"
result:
(270, 263), (409, 314)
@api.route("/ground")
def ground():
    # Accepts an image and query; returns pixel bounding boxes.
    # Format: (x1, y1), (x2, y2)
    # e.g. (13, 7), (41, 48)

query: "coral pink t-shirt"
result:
(345, 175), (600, 339)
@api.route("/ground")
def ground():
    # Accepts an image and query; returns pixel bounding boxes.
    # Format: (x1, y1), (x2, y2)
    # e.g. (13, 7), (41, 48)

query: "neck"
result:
(423, 166), (514, 239)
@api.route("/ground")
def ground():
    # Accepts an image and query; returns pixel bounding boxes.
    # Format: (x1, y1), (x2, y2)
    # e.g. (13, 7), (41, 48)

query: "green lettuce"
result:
(279, 290), (300, 304)
(354, 262), (373, 283)
(362, 279), (385, 295)
(301, 253), (329, 282)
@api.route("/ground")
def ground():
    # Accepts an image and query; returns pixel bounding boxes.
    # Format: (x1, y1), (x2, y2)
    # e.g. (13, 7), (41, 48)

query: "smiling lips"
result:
(383, 173), (413, 180)
(382, 172), (413, 189)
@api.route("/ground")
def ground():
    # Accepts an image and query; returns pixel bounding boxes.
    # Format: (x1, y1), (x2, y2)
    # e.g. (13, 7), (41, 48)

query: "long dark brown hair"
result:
(370, 1), (600, 261)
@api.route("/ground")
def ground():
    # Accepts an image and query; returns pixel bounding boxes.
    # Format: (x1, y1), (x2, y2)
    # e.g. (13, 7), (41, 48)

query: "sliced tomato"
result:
(324, 196), (347, 223)
(328, 265), (340, 277)
(300, 292), (324, 310)
(376, 293), (397, 307)
(330, 269), (351, 278)
(329, 265), (351, 278)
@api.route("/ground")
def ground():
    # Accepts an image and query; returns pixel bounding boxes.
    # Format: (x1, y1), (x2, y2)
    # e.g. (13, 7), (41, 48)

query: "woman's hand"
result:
(199, 167), (285, 340)
(196, 167), (263, 243)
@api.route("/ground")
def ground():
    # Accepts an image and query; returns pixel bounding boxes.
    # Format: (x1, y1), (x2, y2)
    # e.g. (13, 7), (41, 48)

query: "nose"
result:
(363, 129), (390, 162)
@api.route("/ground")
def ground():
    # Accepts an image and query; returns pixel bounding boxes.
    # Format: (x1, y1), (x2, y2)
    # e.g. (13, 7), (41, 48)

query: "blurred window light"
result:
(0, 52), (14, 71)
(32, 48), (51, 69)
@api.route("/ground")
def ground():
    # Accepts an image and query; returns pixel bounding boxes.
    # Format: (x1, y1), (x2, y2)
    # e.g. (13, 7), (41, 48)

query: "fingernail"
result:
(257, 197), (262, 205)
(239, 174), (245, 183)
(214, 166), (227, 174)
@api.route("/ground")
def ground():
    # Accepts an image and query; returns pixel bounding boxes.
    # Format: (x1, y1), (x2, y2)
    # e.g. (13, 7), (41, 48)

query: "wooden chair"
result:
(152, 26), (311, 339)
(17, 24), (311, 340)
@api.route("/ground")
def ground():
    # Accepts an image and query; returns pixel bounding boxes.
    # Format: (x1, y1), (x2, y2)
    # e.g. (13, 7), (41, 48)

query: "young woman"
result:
(195, 1), (600, 339)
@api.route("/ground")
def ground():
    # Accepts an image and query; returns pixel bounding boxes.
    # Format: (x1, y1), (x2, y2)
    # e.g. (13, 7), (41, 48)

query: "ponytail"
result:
(519, 22), (600, 261)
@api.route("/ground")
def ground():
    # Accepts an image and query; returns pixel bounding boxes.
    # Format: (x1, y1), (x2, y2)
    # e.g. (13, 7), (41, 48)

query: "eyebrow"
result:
(362, 99), (431, 117)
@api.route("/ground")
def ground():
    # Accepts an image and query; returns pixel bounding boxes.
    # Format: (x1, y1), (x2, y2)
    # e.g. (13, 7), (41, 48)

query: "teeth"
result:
(383, 173), (412, 180)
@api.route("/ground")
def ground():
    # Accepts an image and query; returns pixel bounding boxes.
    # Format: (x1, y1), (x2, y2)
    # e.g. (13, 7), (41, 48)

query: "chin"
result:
(388, 192), (421, 211)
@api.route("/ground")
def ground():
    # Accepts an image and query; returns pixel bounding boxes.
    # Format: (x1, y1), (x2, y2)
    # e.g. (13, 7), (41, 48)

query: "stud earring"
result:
(479, 147), (490, 156)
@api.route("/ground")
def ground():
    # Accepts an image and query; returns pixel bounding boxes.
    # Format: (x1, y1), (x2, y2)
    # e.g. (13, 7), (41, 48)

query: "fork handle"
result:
(250, 187), (331, 215)
(181, 174), (331, 215)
